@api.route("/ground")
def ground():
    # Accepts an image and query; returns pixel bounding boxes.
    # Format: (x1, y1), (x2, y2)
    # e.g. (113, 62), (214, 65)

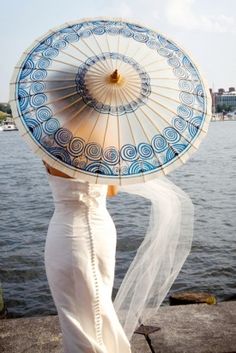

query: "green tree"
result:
(0, 103), (12, 115)
(0, 111), (8, 121)
(216, 104), (232, 113)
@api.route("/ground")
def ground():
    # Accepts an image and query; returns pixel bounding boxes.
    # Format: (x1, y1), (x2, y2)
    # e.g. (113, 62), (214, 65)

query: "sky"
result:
(0, 0), (235, 102)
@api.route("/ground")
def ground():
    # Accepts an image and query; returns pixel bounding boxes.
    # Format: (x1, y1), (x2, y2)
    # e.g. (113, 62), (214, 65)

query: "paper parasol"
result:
(10, 18), (211, 184)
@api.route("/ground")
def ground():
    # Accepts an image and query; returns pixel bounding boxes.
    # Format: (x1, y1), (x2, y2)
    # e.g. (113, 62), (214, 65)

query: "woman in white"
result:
(44, 162), (132, 353)
(44, 160), (194, 353)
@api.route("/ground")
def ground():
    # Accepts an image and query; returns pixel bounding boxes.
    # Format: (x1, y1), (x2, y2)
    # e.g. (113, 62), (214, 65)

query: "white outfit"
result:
(44, 174), (131, 353)
(45, 173), (194, 351)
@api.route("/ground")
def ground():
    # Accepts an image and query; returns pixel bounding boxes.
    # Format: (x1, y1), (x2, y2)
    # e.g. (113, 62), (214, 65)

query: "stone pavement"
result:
(0, 301), (236, 353)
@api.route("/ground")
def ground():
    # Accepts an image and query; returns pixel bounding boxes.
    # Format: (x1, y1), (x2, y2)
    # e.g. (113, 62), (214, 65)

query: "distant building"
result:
(211, 87), (236, 113)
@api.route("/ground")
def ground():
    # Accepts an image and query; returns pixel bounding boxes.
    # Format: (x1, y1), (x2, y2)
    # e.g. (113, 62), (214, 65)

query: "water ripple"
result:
(0, 122), (236, 317)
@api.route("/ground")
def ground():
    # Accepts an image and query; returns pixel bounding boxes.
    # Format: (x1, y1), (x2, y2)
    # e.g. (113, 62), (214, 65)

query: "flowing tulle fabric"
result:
(115, 177), (194, 340)
(45, 173), (193, 350)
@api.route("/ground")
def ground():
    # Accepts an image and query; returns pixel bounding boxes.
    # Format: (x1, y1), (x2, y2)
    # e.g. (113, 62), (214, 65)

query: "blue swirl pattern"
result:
(43, 119), (60, 135)
(163, 127), (180, 144)
(152, 135), (168, 153)
(172, 116), (187, 132)
(138, 143), (154, 159)
(15, 19), (208, 178)
(103, 147), (120, 165)
(120, 144), (138, 161)
(18, 88), (29, 111)
(85, 143), (102, 161)
(20, 58), (34, 79)
(85, 162), (112, 175)
(55, 128), (73, 147)
(129, 161), (155, 174)
(25, 118), (42, 141)
(36, 107), (52, 122)
(75, 52), (151, 116)
(48, 147), (71, 164)
(68, 138), (85, 157)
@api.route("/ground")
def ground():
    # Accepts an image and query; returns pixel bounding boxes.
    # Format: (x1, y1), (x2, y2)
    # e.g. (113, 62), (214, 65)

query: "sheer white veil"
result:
(114, 176), (194, 340)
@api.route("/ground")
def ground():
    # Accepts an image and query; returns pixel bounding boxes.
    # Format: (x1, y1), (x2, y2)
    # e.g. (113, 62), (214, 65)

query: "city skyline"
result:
(0, 0), (236, 102)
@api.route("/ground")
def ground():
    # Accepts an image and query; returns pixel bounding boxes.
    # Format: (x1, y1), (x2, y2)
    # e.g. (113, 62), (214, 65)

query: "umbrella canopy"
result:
(10, 18), (211, 184)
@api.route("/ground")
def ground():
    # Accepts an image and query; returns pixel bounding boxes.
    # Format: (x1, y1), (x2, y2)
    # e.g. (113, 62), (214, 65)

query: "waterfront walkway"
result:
(0, 301), (236, 353)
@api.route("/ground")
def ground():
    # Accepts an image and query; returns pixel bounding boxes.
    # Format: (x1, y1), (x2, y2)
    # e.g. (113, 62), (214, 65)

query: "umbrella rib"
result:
(116, 43), (145, 72)
(83, 70), (107, 78)
(62, 45), (108, 72)
(140, 105), (194, 160)
(95, 87), (115, 184)
(79, 39), (109, 72)
(123, 47), (147, 70)
(124, 81), (208, 99)
(144, 103), (200, 150)
(84, 89), (112, 144)
(153, 84), (208, 98)
(14, 94), (84, 121)
(14, 67), (76, 76)
(116, 86), (146, 183)
(10, 84), (77, 101)
(115, 71), (141, 82)
(24, 43), (104, 76)
(117, 34), (132, 71)
(40, 29), (89, 63)
(90, 30), (114, 72)
(64, 23), (109, 72)
(122, 65), (171, 76)
(148, 67), (173, 74)
(23, 95), (94, 136)
(10, 89), (79, 105)
(88, 85), (111, 98)
(105, 33), (114, 71)
(72, 82), (113, 146)
(70, 105), (96, 138)
(122, 83), (209, 117)
(53, 97), (87, 121)
(114, 43), (146, 80)
(15, 97), (84, 136)
(150, 90), (209, 116)
(14, 79), (77, 84)
(127, 49), (166, 71)
(131, 109), (167, 174)
(123, 84), (207, 135)
(118, 86), (185, 168)
(114, 87), (122, 184)
(22, 51), (79, 69)
(156, 99), (208, 132)
(141, 57), (167, 69)
(43, 84), (77, 94)
(116, 32), (121, 74)
(142, 102), (203, 147)
(13, 91), (83, 120)
(59, 50), (106, 74)
(151, 76), (199, 82)
(86, 81), (107, 91)
(45, 30), (108, 74)
(56, 96), (90, 118)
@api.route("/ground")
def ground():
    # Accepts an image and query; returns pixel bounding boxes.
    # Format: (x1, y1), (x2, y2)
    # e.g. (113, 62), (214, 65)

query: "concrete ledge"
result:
(0, 302), (236, 353)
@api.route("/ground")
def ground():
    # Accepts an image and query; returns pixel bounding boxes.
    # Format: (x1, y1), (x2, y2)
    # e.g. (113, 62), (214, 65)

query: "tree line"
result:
(216, 104), (235, 113)
(0, 103), (12, 121)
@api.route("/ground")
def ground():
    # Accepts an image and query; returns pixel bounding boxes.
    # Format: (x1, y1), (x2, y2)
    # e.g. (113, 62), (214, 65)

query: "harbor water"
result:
(0, 121), (235, 317)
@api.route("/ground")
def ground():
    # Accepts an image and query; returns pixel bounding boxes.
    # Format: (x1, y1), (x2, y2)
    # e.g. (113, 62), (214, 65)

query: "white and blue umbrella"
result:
(10, 18), (211, 184)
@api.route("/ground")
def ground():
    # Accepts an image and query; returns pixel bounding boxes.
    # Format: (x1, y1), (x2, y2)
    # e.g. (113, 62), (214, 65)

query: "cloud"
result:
(96, 0), (161, 26)
(166, 0), (236, 34)
(97, 1), (133, 19)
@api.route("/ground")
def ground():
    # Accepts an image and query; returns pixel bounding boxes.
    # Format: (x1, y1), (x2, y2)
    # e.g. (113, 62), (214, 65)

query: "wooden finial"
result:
(110, 69), (120, 83)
